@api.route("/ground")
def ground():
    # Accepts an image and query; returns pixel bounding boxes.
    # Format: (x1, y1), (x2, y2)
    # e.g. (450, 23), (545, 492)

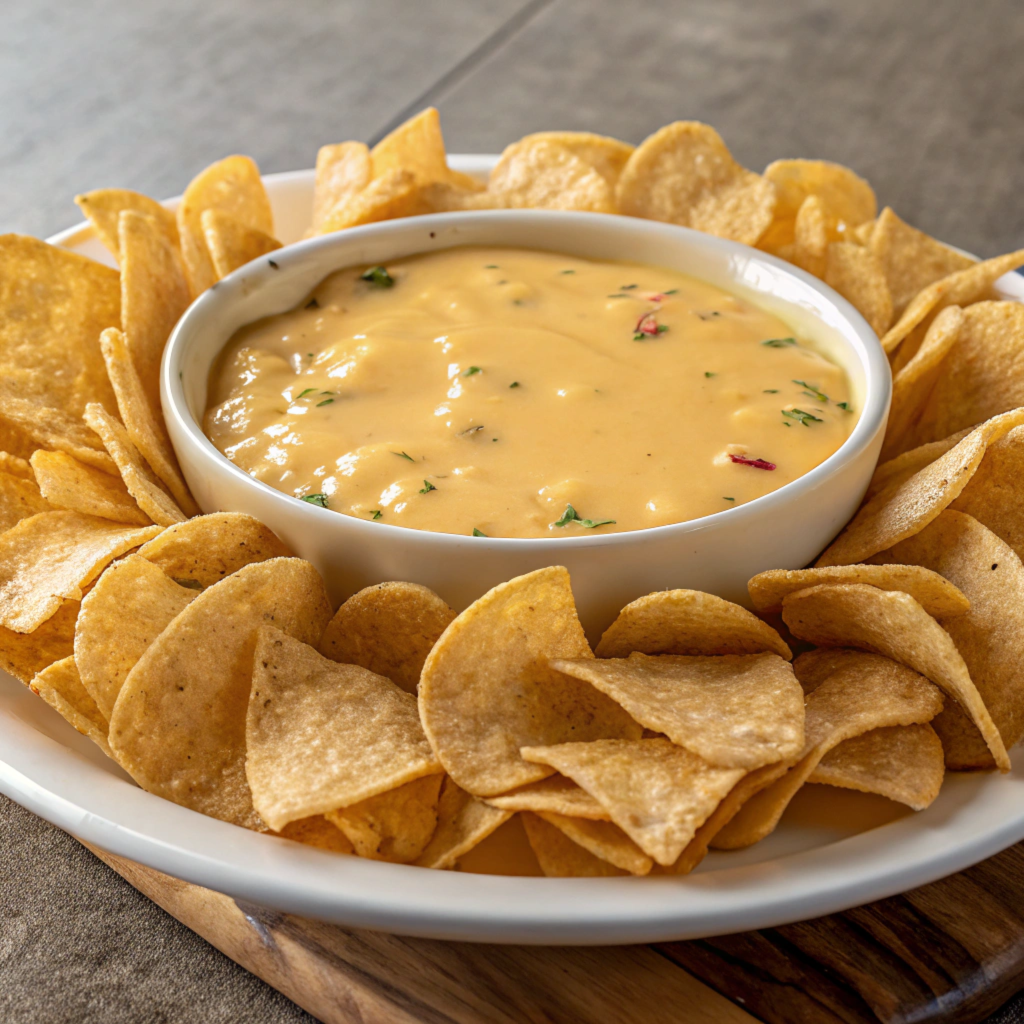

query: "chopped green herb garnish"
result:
(762, 337), (797, 348)
(305, 298), (319, 309)
(307, 353), (314, 358)
(663, 288), (679, 295)
(836, 401), (852, 412)
(360, 265), (394, 288)
(560, 269), (576, 274)
(316, 398), (334, 407)
(763, 389), (779, 394)
(704, 371), (716, 378)
(484, 264), (499, 269)
(656, 324), (669, 334)
(419, 480), (436, 493)
(621, 284), (637, 290)
(370, 509), (383, 520)
(608, 293), (629, 299)
(553, 503), (616, 529)
(463, 366), (481, 377)
(723, 496), (735, 502)
(513, 298), (524, 306)
(296, 388), (316, 399)
(301, 493), (329, 508)
(782, 408), (823, 427)
(472, 527), (488, 537)
(793, 380), (829, 402)
(393, 451), (414, 461)
(509, 381), (520, 388)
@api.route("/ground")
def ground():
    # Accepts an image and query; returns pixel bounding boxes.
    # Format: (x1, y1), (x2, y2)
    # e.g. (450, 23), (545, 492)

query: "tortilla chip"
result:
(245, 625), (440, 831)
(825, 241), (893, 336)
(370, 107), (463, 187)
(616, 122), (775, 244)
(83, 403), (185, 527)
(488, 139), (616, 213)
(0, 390), (113, 471)
(0, 599), (79, 683)
(0, 511), (160, 633)
(318, 581), (455, 693)
(99, 327), (199, 516)
(780, 194), (828, 277)
(275, 815), (354, 854)
(517, 132), (634, 188)
(817, 408), (1024, 566)
(108, 560), (330, 828)
(0, 452), (33, 480)
(30, 450), (150, 525)
(318, 168), (425, 233)
(535, 812), (652, 875)
(485, 775), (610, 821)
(595, 589), (791, 660)
(30, 655), (111, 757)
(118, 209), (191, 411)
(809, 723), (944, 810)
(419, 566), (639, 797)
(75, 553), (197, 720)
(872, 510), (1024, 769)
(781, 583), (1007, 770)
(74, 189), (179, 262)
(748, 563), (969, 618)
(176, 155), (273, 297)
(312, 142), (373, 233)
(326, 773), (443, 863)
(869, 208), (975, 318)
(0, 464), (52, 532)
(201, 209), (281, 280)
(551, 652), (803, 770)
(712, 652), (943, 848)
(414, 776), (512, 869)
(521, 813), (627, 877)
(137, 512), (291, 588)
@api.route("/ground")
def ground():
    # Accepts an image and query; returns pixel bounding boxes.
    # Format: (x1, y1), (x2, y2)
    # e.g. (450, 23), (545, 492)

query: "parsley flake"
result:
(836, 401), (852, 412)
(704, 371), (716, 378)
(620, 284), (638, 290)
(723, 496), (735, 502)
(663, 288), (679, 295)
(316, 398), (334, 407)
(608, 293), (629, 299)
(369, 509), (383, 520)
(419, 480), (436, 493)
(782, 408), (823, 427)
(553, 503), (616, 529)
(360, 265), (394, 288)
(296, 388), (316, 399)
(509, 381), (520, 388)
(763, 389), (779, 394)
(484, 264), (499, 269)
(463, 366), (481, 377)
(762, 337), (797, 348)
(393, 451), (415, 461)
(472, 527), (488, 537)
(301, 493), (328, 508)
(793, 380), (829, 402)
(560, 269), (576, 274)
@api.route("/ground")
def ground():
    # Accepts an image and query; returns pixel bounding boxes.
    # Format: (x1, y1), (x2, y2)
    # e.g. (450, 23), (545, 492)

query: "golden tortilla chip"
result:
(0, 464), (51, 532)
(809, 723), (944, 810)
(484, 775), (610, 821)
(881, 306), (963, 461)
(748, 563), (969, 618)
(535, 812), (652, 875)
(370, 107), (464, 187)
(30, 450), (150, 525)
(30, 655), (111, 757)
(201, 209), (282, 280)
(176, 155), (273, 297)
(0, 599), (79, 684)
(872, 510), (1024, 769)
(712, 652), (942, 848)
(99, 327), (199, 516)
(866, 426), (975, 501)
(824, 241), (893, 336)
(595, 589), (791, 659)
(869, 208), (975, 318)
(781, 582), (1008, 770)
(488, 139), (616, 213)
(137, 512), (291, 587)
(419, 566), (638, 796)
(312, 142), (373, 233)
(414, 776), (512, 869)
(779, 194), (829, 277)
(521, 738), (745, 866)
(109, 559), (331, 829)
(118, 209), (191, 411)
(75, 553), (197, 720)
(0, 511), (160, 633)
(83, 403), (185, 527)
(616, 122), (775, 244)
(515, 132), (634, 188)
(326, 773), (443, 863)
(318, 581), (455, 694)
(245, 625), (440, 831)
(0, 452), (33, 479)
(817, 408), (1024, 566)
(0, 390), (113, 471)
(317, 169), (421, 233)
(275, 815), (353, 854)
(74, 189), (179, 262)
(521, 813), (627, 877)
(552, 652), (804, 770)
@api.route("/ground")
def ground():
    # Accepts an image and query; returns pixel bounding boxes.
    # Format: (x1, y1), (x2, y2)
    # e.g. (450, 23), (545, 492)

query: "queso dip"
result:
(205, 247), (855, 538)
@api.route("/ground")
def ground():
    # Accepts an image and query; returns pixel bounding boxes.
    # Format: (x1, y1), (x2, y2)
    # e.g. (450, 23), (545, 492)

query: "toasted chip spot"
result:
(30, 655), (111, 758)
(415, 776), (511, 870)
(31, 450), (150, 526)
(522, 813), (628, 878)
(485, 775), (610, 821)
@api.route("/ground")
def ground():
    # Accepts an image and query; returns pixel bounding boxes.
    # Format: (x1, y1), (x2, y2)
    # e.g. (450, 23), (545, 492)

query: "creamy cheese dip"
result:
(205, 246), (855, 538)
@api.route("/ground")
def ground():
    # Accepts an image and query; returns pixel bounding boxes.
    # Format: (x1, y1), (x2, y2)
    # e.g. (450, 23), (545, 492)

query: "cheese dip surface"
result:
(205, 247), (855, 538)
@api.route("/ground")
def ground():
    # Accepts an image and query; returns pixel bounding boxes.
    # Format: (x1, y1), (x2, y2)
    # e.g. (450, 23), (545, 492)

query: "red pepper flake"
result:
(634, 311), (668, 339)
(729, 454), (777, 471)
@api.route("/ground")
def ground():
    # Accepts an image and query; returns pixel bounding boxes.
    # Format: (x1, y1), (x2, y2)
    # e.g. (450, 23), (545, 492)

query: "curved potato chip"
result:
(312, 142), (373, 232)
(415, 776), (511, 870)
(0, 599), (78, 684)
(75, 554), (197, 720)
(488, 139), (615, 213)
(137, 512), (291, 587)
(30, 450), (149, 525)
(318, 169), (421, 233)
(595, 589), (791, 660)
(616, 122), (774, 244)
(535, 812), (652, 875)
(370, 107), (472, 189)
(551, 652), (804, 770)
(809, 724), (944, 810)
(873, 510), (1024, 769)
(201, 209), (281, 280)
(521, 738), (745, 866)
(521, 813), (627, 878)
(866, 426), (974, 501)
(825, 241), (893, 337)
(75, 189), (179, 261)
(793, 646), (876, 693)
(109, 559), (331, 829)
(419, 566), (639, 797)
(30, 655), (111, 757)
(817, 408), (1024, 566)
(748, 564), (969, 618)
(318, 581), (455, 693)
(246, 625), (440, 831)
(0, 464), (52, 532)
(781, 583), (1007, 770)
(484, 774), (610, 821)
(517, 131), (634, 188)
(275, 815), (353, 854)
(176, 155), (273, 297)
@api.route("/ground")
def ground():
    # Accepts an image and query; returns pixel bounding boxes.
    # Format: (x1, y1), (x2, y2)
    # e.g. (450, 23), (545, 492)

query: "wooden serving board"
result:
(83, 840), (1024, 1024)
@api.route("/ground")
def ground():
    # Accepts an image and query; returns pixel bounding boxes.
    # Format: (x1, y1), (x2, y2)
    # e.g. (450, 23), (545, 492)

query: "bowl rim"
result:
(162, 208), (891, 548)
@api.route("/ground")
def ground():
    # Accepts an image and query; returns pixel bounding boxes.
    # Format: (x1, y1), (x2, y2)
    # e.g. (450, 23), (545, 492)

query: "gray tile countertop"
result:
(2, 1), (1024, 1021)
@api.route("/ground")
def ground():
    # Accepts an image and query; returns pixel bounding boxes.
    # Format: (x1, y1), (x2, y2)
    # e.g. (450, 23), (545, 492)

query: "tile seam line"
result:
(366, 0), (557, 147)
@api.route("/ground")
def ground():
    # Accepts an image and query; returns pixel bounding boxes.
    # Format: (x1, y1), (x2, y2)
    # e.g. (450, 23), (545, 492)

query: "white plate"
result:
(3, 159), (1024, 946)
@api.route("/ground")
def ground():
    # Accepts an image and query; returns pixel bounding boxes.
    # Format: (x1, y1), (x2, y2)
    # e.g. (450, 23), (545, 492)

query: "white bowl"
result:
(163, 210), (889, 637)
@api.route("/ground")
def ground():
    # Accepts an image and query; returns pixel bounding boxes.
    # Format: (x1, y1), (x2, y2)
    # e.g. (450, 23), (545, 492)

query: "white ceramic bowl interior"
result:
(164, 209), (890, 638)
